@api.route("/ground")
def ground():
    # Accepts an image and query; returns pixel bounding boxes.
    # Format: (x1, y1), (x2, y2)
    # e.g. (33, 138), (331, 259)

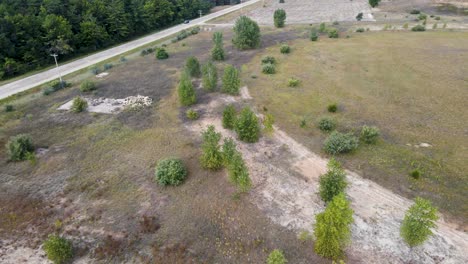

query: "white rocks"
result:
(57, 95), (152, 114)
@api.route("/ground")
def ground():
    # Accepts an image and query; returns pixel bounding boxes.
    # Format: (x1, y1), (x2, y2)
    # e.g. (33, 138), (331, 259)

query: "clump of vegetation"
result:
(288, 77), (300, 87)
(356, 28), (365, 33)
(90, 66), (101, 75)
(222, 137), (237, 165)
(261, 56), (276, 65)
(418, 13), (427, 20)
(327, 103), (338, 112)
(369, 0), (381, 8)
(356, 12), (363, 21)
(434, 16), (441, 20)
(79, 80), (96, 92)
(120, 56), (127, 62)
(212, 31), (225, 61)
(178, 72), (196, 106)
(432, 23), (438, 29)
(228, 151), (252, 192)
(410, 169), (421, 179)
(232, 16), (261, 50)
(410, 9), (421, 14)
(328, 28), (339, 38)
(185, 56), (201, 78)
(360, 125), (380, 144)
(235, 107), (260, 143)
(222, 65), (240, 95)
(5, 104), (14, 112)
(186, 109), (199, 120)
(310, 28), (319, 41)
(319, 159), (347, 202)
(300, 119), (307, 128)
(298, 230), (312, 243)
(43, 80), (69, 95)
(190, 26), (200, 35)
(43, 235), (73, 264)
(263, 113), (275, 134)
(324, 131), (359, 155)
(262, 63), (276, 74)
(403, 23), (409, 29)
(318, 117), (336, 132)
(400, 197), (439, 247)
(411, 25), (426, 31)
(155, 158), (187, 186)
(319, 22), (327, 33)
(279, 0), (285, 3)
(200, 125), (224, 170)
(222, 104), (237, 129)
(267, 249), (287, 264)
(6, 134), (34, 161)
(202, 62), (218, 92)
(314, 193), (353, 260)
(71, 97), (88, 113)
(140, 48), (154, 56)
(103, 63), (113, 70)
(280, 44), (290, 54)
(156, 48), (169, 60)
(273, 9), (286, 28)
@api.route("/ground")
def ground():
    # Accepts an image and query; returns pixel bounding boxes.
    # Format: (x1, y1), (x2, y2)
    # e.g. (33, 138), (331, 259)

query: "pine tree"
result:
(228, 152), (251, 192)
(211, 31), (225, 61)
(222, 137), (237, 165)
(400, 197), (439, 247)
(319, 158), (347, 202)
(185, 56), (201, 78)
(222, 65), (240, 95)
(178, 72), (196, 106)
(314, 193), (354, 260)
(235, 107), (260, 143)
(273, 9), (287, 28)
(202, 62), (218, 91)
(222, 104), (237, 129)
(232, 16), (261, 50)
(200, 125), (223, 170)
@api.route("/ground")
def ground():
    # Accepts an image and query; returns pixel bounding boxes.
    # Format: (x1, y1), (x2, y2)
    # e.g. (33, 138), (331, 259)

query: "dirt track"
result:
(185, 87), (468, 263)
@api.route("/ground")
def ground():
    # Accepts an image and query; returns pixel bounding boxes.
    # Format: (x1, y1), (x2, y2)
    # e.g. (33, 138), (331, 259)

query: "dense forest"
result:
(0, 0), (239, 80)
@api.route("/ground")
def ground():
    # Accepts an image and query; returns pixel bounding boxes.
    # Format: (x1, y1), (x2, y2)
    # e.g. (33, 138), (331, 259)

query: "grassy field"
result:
(243, 30), (468, 225)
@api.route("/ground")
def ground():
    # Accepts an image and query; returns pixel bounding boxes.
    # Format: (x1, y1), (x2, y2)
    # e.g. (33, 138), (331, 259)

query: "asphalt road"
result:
(0, 0), (259, 100)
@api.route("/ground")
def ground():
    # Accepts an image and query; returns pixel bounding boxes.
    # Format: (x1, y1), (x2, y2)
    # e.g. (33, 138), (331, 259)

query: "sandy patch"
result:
(57, 95), (152, 114)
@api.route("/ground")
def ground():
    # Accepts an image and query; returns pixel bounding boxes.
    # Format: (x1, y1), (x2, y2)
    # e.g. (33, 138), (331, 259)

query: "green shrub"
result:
(156, 48), (169, 60)
(185, 56), (201, 78)
(43, 235), (73, 264)
(212, 32), (225, 61)
(314, 193), (353, 259)
(327, 103), (338, 112)
(5, 104), (14, 112)
(356, 28), (365, 33)
(177, 30), (190, 40)
(288, 77), (300, 87)
(332, 21), (339, 26)
(410, 9), (420, 14)
(178, 72), (196, 106)
(356, 12), (363, 21)
(200, 125), (224, 170)
(432, 23), (438, 29)
(434, 16), (440, 20)
(263, 113), (275, 134)
(410, 169), (421, 179)
(186, 109), (199, 120)
(310, 29), (319, 41)
(267, 249), (287, 264)
(319, 158), (347, 202)
(418, 13), (427, 20)
(300, 119), (306, 128)
(43, 80), (68, 95)
(318, 117), (336, 132)
(411, 25), (426, 31)
(222, 104), (237, 129)
(120, 56), (127, 62)
(261, 57), (276, 65)
(369, 0), (380, 8)
(319, 22), (326, 33)
(190, 26), (200, 35)
(360, 125), (380, 144)
(228, 152), (251, 192)
(103, 63), (113, 70)
(222, 65), (240, 95)
(274, 9), (287, 28)
(403, 23), (409, 29)
(400, 197), (438, 247)
(222, 137), (237, 165)
(280, 44), (290, 54)
(71, 97), (88, 113)
(202, 62), (218, 92)
(323, 131), (359, 155)
(90, 66), (101, 75)
(6, 134), (34, 161)
(328, 28), (339, 38)
(279, 0), (285, 3)
(235, 107), (260, 143)
(155, 158), (187, 186)
(232, 16), (261, 50)
(80, 80), (96, 92)
(262, 63), (276, 74)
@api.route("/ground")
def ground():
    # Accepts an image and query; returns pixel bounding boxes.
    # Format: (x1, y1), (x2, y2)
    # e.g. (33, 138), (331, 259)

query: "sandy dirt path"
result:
(185, 88), (468, 263)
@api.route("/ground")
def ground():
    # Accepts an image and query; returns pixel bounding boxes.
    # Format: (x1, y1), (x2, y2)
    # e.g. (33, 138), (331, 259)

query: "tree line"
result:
(0, 0), (222, 80)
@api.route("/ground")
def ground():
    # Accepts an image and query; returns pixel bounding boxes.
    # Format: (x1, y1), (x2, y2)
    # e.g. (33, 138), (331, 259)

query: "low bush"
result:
(400, 197), (438, 247)
(222, 104), (237, 129)
(262, 63), (276, 74)
(200, 125), (224, 170)
(155, 158), (187, 186)
(202, 62), (218, 92)
(328, 28), (339, 38)
(43, 80), (68, 95)
(90, 66), (101, 75)
(6, 134), (34, 161)
(235, 107), (260, 143)
(356, 28), (365, 33)
(403, 23), (409, 29)
(267, 249), (287, 264)
(432, 23), (438, 29)
(369, 0), (380, 8)
(5, 104), (14, 112)
(327, 103), (338, 113)
(323, 131), (359, 154)
(71, 97), (88, 113)
(186, 109), (199, 120)
(360, 125), (380, 144)
(434, 16), (440, 20)
(274, 9), (287, 28)
(103, 63), (113, 70)
(176, 30), (190, 41)
(288, 77), (300, 87)
(156, 48), (169, 60)
(410, 169), (421, 179)
(185, 56), (201, 78)
(120, 56), (127, 62)
(410, 9), (420, 14)
(280, 44), (290, 54)
(43, 235), (73, 264)
(261, 56), (276, 65)
(263, 113), (275, 134)
(228, 152), (251, 192)
(140, 49), (148, 56)
(300, 119), (306, 128)
(418, 13), (427, 20)
(178, 72), (196, 106)
(319, 22), (326, 33)
(411, 25), (426, 31)
(356, 12), (363, 21)
(332, 21), (339, 25)
(190, 26), (200, 35)
(80, 80), (96, 92)
(319, 158), (347, 202)
(318, 117), (336, 132)
(310, 29), (319, 41)
(222, 65), (240, 95)
(222, 138), (237, 165)
(279, 0), (284, 3)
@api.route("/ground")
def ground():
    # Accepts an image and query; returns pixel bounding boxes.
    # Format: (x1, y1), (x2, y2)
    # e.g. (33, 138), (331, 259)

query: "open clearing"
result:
(1, 1), (468, 263)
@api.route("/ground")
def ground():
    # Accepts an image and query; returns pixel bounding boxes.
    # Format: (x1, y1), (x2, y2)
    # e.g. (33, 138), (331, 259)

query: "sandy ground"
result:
(57, 95), (152, 114)
(184, 87), (468, 263)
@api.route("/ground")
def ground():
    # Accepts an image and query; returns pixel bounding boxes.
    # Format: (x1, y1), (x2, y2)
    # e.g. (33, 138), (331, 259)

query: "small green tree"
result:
(71, 97), (88, 113)
(228, 152), (251, 192)
(43, 235), (73, 264)
(185, 56), (201, 78)
(212, 32), (225, 61)
(155, 158), (187, 186)
(356, 12), (363, 21)
(202, 62), (218, 92)
(178, 72), (196, 106)
(323, 131), (359, 155)
(360, 125), (380, 144)
(369, 0), (380, 8)
(400, 197), (439, 247)
(200, 125), (224, 170)
(222, 104), (237, 129)
(314, 193), (353, 260)
(310, 28), (319, 41)
(80, 80), (96, 92)
(267, 249), (287, 264)
(6, 134), (34, 161)
(328, 28), (339, 38)
(235, 107), (260, 143)
(319, 158), (347, 202)
(222, 137), (237, 165)
(274, 9), (287, 28)
(319, 22), (326, 33)
(222, 65), (240, 95)
(156, 48), (169, 59)
(263, 113), (275, 134)
(232, 16), (261, 50)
